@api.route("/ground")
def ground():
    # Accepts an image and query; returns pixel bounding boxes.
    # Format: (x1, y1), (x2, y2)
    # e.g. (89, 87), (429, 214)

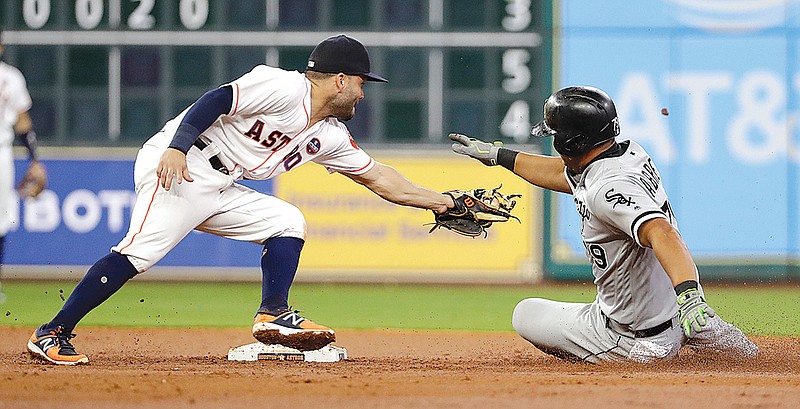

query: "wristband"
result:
(497, 148), (518, 171)
(16, 130), (39, 161)
(168, 123), (201, 154)
(674, 279), (698, 295)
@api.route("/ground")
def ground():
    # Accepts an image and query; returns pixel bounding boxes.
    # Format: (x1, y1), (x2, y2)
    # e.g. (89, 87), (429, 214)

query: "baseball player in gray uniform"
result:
(27, 34), (454, 365)
(450, 86), (759, 363)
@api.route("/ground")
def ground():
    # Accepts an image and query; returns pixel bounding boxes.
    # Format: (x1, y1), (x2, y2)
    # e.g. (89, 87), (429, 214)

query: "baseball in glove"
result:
(17, 161), (48, 199)
(429, 186), (521, 237)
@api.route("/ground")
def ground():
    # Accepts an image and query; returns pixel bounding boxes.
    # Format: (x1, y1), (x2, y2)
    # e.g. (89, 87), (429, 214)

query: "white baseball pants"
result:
(112, 142), (306, 273)
(512, 298), (684, 363)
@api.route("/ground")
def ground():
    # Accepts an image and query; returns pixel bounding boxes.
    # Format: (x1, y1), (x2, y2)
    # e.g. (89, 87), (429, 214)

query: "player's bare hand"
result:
(157, 148), (194, 191)
(17, 161), (48, 198)
(434, 192), (455, 214)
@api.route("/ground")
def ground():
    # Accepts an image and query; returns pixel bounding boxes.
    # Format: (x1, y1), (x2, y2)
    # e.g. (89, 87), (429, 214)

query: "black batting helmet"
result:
(530, 86), (620, 157)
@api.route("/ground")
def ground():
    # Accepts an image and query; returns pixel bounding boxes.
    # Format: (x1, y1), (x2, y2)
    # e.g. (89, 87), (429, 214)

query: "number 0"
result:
(75, 0), (104, 29)
(180, 0), (209, 30)
(23, 0), (50, 29)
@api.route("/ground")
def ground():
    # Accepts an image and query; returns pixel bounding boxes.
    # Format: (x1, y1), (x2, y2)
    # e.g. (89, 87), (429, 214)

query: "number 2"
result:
(128, 0), (156, 30)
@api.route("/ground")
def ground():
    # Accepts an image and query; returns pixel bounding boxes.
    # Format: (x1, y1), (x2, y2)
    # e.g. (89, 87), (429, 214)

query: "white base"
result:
(227, 342), (348, 362)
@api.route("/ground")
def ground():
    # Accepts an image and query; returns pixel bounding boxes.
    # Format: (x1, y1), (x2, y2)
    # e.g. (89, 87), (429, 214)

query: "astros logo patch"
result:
(306, 138), (321, 154)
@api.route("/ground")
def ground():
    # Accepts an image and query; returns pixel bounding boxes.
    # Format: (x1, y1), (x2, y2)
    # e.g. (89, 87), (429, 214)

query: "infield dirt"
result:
(1, 327), (798, 408)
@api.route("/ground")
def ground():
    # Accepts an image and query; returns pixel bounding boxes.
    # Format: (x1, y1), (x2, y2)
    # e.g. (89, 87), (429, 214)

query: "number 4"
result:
(500, 100), (531, 143)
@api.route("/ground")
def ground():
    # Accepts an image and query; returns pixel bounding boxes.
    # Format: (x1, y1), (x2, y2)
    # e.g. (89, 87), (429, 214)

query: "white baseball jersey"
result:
(146, 65), (374, 181)
(513, 139), (758, 363)
(115, 65), (375, 272)
(0, 61), (33, 236)
(0, 61), (31, 145)
(566, 140), (679, 329)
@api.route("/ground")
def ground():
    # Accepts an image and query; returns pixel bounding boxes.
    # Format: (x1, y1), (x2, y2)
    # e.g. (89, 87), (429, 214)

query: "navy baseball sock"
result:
(259, 237), (304, 315)
(47, 251), (138, 333)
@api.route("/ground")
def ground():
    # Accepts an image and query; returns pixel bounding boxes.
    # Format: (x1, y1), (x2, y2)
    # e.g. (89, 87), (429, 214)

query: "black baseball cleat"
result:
(27, 324), (89, 365)
(252, 309), (335, 351)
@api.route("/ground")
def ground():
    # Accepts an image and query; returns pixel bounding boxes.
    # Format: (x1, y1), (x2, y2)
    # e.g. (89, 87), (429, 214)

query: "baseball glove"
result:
(429, 186), (520, 237)
(17, 161), (48, 199)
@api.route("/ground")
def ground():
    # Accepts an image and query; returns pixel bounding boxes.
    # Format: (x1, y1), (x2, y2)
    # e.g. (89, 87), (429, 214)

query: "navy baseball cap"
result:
(307, 35), (388, 83)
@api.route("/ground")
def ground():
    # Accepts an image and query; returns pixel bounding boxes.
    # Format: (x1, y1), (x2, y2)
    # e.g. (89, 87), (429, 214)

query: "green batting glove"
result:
(449, 133), (504, 166)
(676, 288), (716, 337)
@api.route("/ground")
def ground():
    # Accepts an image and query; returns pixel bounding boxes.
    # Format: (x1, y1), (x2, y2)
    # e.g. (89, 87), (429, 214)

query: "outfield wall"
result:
(5, 140), (799, 283)
(5, 148), (542, 284)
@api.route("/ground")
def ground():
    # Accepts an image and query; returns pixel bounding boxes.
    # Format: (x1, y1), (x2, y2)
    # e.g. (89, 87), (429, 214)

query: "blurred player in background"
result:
(0, 31), (48, 304)
(26, 34), (454, 365)
(450, 86), (758, 363)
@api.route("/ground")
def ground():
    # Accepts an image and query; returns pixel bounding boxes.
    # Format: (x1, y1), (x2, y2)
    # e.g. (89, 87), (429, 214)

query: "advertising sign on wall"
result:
(548, 0), (800, 280)
(7, 153), (540, 282)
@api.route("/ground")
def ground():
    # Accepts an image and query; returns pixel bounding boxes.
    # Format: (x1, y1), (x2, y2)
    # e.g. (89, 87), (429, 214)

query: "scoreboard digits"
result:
(19, 0), (210, 30)
(2, 0), (551, 146)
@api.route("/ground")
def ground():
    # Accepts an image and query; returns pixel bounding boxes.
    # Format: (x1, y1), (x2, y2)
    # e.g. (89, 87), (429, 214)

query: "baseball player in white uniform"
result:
(0, 31), (47, 304)
(27, 35), (455, 365)
(450, 86), (759, 363)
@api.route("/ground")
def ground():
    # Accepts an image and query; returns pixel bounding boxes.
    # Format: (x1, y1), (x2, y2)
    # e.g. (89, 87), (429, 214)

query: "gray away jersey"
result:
(566, 140), (681, 330)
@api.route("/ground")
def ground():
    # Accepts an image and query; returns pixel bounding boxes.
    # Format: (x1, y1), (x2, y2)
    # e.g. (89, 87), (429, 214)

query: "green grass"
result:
(1, 281), (798, 336)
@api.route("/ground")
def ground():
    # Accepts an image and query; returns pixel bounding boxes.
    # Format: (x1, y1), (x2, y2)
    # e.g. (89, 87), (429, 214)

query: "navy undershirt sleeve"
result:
(168, 85), (234, 153)
(15, 130), (39, 161)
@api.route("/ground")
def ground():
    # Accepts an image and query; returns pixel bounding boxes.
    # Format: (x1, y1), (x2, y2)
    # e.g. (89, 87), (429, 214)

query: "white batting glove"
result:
(449, 133), (503, 166)
(677, 288), (716, 338)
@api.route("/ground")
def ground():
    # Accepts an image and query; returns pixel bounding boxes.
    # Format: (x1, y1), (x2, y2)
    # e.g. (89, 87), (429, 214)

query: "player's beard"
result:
(329, 89), (360, 121)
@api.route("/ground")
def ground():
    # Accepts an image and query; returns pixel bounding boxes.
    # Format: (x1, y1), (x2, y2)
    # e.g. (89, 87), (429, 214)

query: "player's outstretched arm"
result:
(512, 152), (572, 194)
(344, 162), (453, 213)
(449, 132), (570, 193)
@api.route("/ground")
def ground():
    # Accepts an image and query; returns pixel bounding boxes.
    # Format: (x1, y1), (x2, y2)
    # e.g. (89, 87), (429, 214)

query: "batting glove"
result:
(449, 133), (504, 166)
(676, 288), (716, 338)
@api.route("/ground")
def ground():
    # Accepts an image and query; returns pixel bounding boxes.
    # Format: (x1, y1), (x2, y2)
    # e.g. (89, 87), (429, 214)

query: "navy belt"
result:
(193, 139), (229, 175)
(605, 314), (674, 338)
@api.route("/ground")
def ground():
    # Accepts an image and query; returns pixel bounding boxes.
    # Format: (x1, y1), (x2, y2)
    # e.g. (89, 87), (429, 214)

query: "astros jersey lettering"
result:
(148, 65), (374, 181)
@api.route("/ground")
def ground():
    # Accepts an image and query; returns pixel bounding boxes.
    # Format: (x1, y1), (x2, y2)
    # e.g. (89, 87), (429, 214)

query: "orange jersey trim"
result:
(231, 83), (241, 116)
(118, 180), (160, 253)
(342, 158), (374, 175)
(251, 80), (313, 176)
